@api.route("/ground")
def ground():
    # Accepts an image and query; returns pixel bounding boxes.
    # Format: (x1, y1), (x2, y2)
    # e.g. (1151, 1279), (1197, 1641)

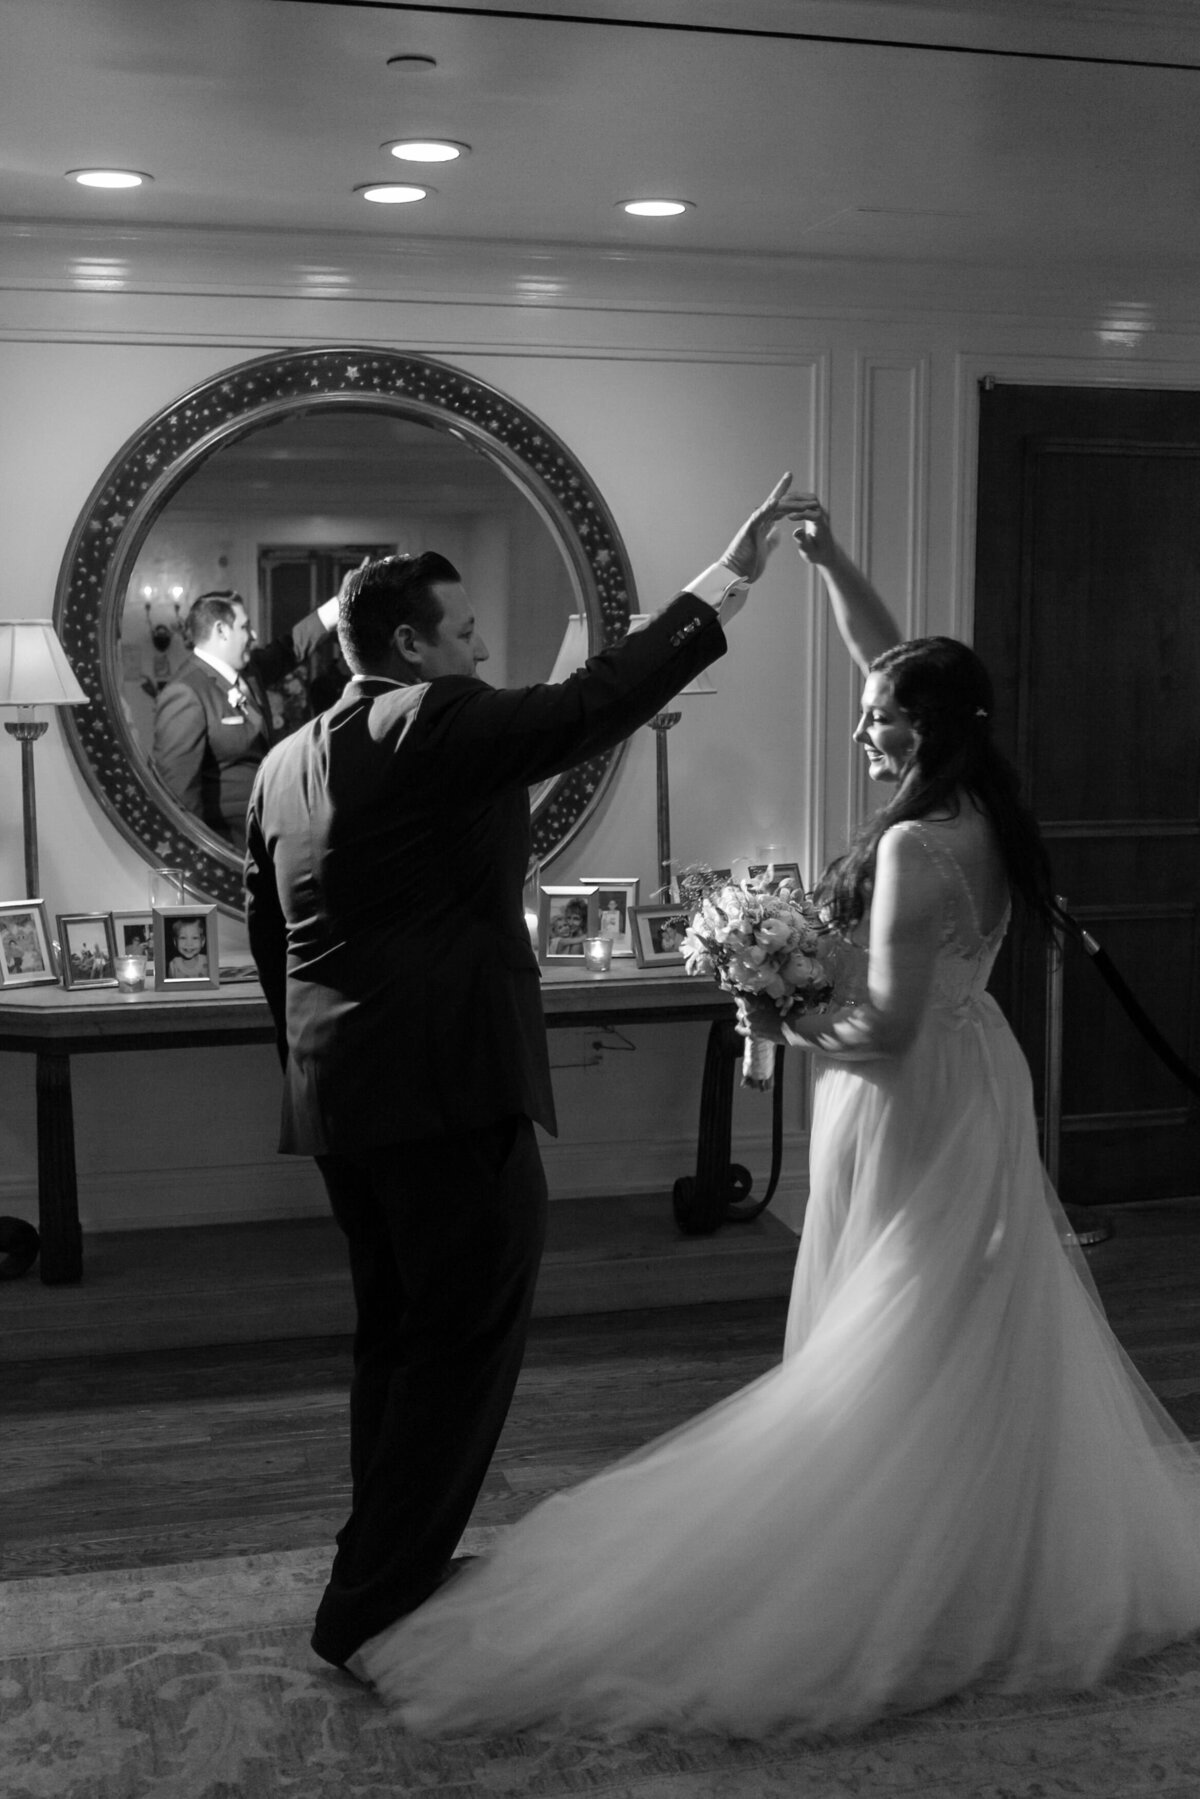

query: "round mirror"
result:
(55, 348), (638, 913)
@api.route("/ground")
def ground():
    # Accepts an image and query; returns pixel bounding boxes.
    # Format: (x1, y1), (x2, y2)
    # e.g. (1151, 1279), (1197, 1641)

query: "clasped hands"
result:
(715, 476), (837, 624)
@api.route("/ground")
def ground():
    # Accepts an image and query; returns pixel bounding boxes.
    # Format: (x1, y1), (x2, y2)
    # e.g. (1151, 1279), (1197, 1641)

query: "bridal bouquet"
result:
(680, 871), (834, 1089)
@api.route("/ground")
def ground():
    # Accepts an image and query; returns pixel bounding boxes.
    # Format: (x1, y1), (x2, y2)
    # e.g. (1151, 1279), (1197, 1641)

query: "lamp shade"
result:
(546, 614), (590, 686)
(0, 621), (88, 707)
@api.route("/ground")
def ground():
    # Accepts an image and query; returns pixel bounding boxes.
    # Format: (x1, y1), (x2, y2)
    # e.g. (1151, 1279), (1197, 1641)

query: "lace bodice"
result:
(825, 818), (1010, 1025)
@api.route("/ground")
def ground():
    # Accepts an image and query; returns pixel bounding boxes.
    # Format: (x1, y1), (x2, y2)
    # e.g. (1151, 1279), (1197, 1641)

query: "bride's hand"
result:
(790, 499), (837, 568)
(737, 994), (788, 1044)
(721, 472), (814, 584)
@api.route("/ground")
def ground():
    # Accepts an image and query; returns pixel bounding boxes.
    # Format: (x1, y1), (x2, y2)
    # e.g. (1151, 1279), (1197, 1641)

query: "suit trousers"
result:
(311, 1114), (548, 1665)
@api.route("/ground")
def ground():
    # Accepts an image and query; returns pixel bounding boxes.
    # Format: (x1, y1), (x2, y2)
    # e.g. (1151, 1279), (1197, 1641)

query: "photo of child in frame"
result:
(112, 912), (156, 978)
(597, 894), (624, 938)
(116, 921), (152, 961)
(166, 915), (209, 980)
(649, 913), (689, 956)
(0, 911), (47, 976)
(547, 896), (589, 956)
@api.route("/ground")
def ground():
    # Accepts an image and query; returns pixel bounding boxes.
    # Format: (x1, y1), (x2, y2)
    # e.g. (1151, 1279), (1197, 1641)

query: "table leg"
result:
(672, 1017), (755, 1235)
(36, 1049), (82, 1284)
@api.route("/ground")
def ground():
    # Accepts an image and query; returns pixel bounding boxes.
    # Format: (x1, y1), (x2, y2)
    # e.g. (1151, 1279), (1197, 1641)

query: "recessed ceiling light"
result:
(384, 139), (469, 164)
(387, 54), (437, 70)
(355, 182), (430, 205)
(67, 168), (151, 189)
(619, 198), (693, 218)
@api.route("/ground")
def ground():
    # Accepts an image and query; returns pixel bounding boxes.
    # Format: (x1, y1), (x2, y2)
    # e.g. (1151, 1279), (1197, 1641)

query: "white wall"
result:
(3, 231), (1199, 1235)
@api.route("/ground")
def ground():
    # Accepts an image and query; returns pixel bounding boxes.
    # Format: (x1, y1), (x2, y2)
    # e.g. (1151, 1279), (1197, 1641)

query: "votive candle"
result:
(582, 935), (613, 975)
(115, 953), (147, 993)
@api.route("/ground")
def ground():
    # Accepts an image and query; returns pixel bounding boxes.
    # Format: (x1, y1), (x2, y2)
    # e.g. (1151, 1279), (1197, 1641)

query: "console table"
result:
(0, 966), (781, 1285)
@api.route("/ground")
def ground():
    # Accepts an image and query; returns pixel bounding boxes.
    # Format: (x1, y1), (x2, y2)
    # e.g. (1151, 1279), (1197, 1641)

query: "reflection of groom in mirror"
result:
(244, 474), (805, 1676)
(153, 589), (339, 853)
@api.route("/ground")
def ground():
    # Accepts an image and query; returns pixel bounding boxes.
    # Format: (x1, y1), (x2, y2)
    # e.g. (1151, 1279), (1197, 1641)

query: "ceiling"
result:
(161, 411), (527, 516)
(2, 0), (1199, 278)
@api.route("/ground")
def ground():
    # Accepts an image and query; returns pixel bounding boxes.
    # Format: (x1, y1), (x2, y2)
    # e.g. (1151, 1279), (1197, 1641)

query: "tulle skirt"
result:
(361, 995), (1200, 1737)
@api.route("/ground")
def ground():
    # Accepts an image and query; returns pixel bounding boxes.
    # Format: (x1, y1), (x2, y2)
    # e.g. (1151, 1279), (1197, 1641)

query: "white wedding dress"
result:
(361, 818), (1200, 1737)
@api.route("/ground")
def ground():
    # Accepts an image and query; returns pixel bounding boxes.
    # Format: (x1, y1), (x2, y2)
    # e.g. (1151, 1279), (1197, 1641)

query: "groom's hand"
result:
(720, 472), (812, 584)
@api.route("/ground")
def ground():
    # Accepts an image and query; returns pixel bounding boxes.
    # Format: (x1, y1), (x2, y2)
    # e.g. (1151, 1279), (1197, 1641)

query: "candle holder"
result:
(148, 867), (186, 907)
(115, 953), (147, 993)
(582, 935), (613, 976)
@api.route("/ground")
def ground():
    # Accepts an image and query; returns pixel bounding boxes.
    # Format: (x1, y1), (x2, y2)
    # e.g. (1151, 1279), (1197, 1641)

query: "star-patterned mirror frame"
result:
(53, 347), (638, 914)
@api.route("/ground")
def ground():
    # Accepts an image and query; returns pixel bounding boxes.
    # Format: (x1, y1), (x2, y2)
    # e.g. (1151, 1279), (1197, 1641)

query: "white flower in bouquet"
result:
(681, 872), (834, 1089)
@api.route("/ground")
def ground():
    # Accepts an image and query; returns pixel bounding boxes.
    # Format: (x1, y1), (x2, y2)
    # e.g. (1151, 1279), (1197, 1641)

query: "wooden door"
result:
(974, 383), (1200, 1207)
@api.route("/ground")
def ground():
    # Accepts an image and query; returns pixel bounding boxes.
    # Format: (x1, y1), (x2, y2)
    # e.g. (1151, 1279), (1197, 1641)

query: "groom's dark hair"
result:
(337, 552), (461, 673)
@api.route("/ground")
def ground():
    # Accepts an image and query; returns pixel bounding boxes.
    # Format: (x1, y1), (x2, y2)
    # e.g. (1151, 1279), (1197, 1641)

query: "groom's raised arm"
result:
(788, 499), (902, 672)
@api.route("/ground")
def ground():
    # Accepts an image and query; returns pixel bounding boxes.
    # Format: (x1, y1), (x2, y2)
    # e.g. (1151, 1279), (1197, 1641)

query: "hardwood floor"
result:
(1, 1199), (1198, 1585)
(0, 1194), (799, 1361)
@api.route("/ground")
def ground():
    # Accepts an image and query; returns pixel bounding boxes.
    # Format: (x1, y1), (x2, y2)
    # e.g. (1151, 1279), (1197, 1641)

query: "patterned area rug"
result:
(3, 1536), (1200, 1799)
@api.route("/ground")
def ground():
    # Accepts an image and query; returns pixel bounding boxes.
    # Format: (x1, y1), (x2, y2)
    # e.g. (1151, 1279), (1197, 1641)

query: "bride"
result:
(356, 505), (1200, 1736)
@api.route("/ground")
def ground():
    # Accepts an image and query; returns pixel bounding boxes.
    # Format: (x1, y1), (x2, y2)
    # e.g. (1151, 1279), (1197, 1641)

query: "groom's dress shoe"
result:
(312, 1552), (483, 1675)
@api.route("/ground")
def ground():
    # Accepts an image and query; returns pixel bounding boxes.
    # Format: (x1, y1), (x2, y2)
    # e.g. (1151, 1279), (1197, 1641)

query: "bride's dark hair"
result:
(816, 636), (1064, 938)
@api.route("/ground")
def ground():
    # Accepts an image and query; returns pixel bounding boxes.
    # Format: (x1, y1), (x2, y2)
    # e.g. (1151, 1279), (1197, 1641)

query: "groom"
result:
(244, 476), (804, 1672)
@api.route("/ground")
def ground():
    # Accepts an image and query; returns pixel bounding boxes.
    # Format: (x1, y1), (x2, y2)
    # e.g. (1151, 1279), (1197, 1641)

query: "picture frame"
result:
(538, 884), (598, 963)
(110, 910), (156, 977)
(57, 911), (119, 989)
(631, 904), (693, 968)
(677, 866), (730, 908)
(747, 860), (804, 894)
(0, 900), (58, 988)
(152, 904), (220, 991)
(576, 876), (639, 958)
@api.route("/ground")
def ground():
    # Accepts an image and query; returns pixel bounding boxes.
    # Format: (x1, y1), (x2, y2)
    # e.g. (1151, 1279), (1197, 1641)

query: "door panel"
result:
(975, 384), (1200, 1205)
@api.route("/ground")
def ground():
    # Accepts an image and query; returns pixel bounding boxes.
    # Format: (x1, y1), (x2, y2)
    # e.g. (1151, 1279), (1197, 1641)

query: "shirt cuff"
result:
(685, 561), (746, 615)
(317, 595), (340, 631)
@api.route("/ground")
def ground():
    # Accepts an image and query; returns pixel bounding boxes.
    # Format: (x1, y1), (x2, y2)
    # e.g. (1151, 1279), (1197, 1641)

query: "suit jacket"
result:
(153, 611), (331, 850)
(244, 591), (724, 1154)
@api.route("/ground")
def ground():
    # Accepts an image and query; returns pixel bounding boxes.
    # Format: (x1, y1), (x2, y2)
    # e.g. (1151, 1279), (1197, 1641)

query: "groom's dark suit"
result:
(244, 590), (726, 1665)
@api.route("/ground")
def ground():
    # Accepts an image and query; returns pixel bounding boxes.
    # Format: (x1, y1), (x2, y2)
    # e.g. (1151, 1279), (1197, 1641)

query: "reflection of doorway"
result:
(259, 544), (391, 729)
(974, 383), (1200, 1208)
(259, 545), (390, 639)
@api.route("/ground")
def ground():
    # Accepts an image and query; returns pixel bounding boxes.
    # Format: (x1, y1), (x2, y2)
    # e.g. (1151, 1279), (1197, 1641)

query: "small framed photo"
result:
(538, 884), (598, 962)
(0, 900), (58, 988)
(111, 910), (155, 976)
(631, 904), (693, 968)
(57, 912), (118, 989)
(748, 860), (803, 894)
(153, 904), (220, 991)
(577, 876), (640, 957)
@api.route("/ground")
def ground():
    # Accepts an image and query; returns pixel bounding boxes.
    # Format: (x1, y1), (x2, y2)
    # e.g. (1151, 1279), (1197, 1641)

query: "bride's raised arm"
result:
(790, 499), (902, 673)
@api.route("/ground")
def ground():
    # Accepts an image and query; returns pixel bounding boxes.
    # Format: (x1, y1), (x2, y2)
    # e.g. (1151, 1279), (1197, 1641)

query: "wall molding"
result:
(0, 1132), (812, 1236)
(8, 223), (1200, 334)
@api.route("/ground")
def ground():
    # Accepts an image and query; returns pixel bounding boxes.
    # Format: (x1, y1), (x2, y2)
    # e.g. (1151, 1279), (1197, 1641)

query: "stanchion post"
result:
(1044, 900), (1112, 1248)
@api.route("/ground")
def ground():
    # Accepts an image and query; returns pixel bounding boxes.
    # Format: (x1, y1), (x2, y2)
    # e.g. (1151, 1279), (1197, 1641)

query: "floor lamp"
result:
(625, 616), (717, 900)
(0, 621), (89, 900)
